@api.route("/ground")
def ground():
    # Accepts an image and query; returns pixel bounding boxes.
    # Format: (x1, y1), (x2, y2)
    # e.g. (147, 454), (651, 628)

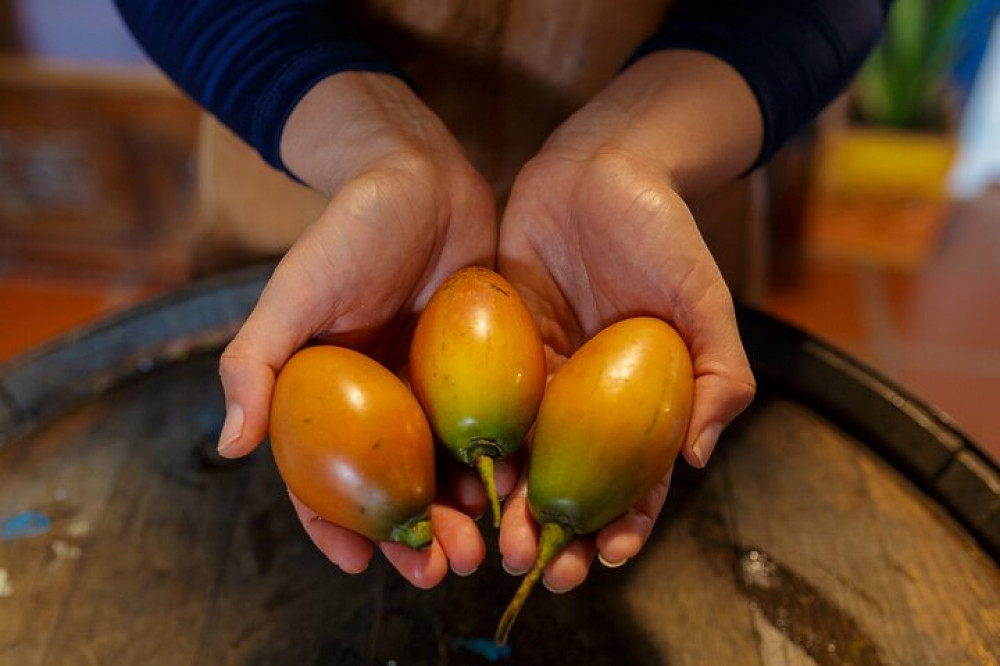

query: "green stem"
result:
(389, 512), (433, 550)
(494, 521), (574, 647)
(475, 454), (502, 527)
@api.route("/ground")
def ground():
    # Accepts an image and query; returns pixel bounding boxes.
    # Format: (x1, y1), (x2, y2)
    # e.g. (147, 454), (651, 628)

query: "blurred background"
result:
(1, 0), (998, 460)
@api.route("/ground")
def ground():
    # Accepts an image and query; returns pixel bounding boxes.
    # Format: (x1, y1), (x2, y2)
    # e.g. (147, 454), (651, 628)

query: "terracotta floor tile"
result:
(0, 271), (163, 361)
(763, 259), (870, 344)
(763, 190), (1000, 464)
(881, 193), (1000, 352)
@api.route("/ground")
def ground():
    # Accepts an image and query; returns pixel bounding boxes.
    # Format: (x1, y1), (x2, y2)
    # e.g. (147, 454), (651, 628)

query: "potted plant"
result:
(804, 0), (978, 270)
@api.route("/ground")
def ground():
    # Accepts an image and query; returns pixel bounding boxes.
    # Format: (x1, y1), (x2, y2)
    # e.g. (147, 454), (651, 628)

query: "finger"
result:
(380, 538), (449, 590)
(495, 458), (519, 498)
(542, 537), (595, 594)
(449, 466), (487, 518)
(428, 504), (485, 576)
(289, 492), (374, 574)
(682, 366), (755, 469)
(595, 467), (673, 567)
(498, 478), (537, 576)
(449, 457), (520, 517)
(217, 260), (317, 458)
(497, 453), (594, 592)
(677, 292), (756, 469)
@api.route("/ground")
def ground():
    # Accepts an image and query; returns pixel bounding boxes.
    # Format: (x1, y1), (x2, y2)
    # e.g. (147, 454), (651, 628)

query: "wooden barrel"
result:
(1, 265), (998, 665)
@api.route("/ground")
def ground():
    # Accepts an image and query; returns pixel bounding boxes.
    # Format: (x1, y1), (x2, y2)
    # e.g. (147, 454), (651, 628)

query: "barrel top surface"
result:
(1, 267), (998, 665)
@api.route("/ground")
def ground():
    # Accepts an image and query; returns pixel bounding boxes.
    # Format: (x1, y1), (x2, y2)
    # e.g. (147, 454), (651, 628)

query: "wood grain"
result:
(2, 355), (997, 665)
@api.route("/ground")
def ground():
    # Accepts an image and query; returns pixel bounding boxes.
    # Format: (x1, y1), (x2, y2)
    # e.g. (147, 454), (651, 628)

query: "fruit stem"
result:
(475, 454), (502, 527)
(389, 513), (433, 550)
(494, 521), (574, 647)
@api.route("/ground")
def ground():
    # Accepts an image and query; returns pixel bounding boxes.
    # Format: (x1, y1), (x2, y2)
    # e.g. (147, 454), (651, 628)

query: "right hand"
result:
(215, 72), (501, 588)
(495, 50), (760, 593)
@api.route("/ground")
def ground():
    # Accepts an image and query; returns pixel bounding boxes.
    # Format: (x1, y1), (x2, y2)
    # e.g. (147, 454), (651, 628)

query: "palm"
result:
(497, 149), (754, 590)
(223, 157), (497, 588)
(274, 164), (495, 365)
(501, 151), (725, 361)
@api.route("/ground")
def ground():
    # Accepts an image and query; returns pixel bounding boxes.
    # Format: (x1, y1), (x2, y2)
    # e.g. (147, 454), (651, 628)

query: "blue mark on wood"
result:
(452, 637), (512, 662)
(0, 511), (52, 540)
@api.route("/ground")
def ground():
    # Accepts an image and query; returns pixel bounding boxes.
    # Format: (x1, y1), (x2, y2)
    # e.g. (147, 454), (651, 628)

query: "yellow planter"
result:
(803, 127), (957, 270)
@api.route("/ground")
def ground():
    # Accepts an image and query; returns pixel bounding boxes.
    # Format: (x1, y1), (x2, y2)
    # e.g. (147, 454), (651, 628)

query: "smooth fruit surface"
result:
(527, 316), (694, 534)
(496, 317), (694, 646)
(270, 346), (435, 545)
(410, 266), (546, 464)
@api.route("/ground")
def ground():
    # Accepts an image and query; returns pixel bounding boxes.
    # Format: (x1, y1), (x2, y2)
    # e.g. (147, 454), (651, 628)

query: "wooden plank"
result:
(857, 439), (1000, 664)
(612, 466), (763, 666)
(737, 307), (965, 483)
(2, 342), (998, 664)
(193, 439), (386, 665)
(38, 356), (247, 665)
(0, 388), (15, 436)
(198, 453), (755, 664)
(438, 528), (674, 665)
(0, 399), (139, 665)
(936, 450), (1000, 528)
(0, 269), (265, 449)
(724, 395), (1000, 666)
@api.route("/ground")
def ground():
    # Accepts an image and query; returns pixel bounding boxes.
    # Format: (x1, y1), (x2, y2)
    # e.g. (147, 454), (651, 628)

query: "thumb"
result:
(681, 369), (755, 469)
(216, 263), (317, 458)
(679, 306), (756, 469)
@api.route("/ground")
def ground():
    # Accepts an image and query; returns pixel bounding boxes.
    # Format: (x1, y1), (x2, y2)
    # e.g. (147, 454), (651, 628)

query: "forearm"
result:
(280, 72), (475, 196)
(113, 0), (402, 174)
(545, 50), (763, 201)
(633, 0), (891, 168)
(549, 0), (890, 200)
(609, 50), (764, 200)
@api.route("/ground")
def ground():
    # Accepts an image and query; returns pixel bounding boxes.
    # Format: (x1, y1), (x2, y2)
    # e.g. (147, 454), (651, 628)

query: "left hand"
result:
(496, 50), (760, 593)
(215, 72), (503, 587)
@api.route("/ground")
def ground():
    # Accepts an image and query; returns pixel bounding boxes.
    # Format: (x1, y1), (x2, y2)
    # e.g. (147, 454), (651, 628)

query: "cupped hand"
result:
(496, 51), (761, 594)
(214, 72), (499, 588)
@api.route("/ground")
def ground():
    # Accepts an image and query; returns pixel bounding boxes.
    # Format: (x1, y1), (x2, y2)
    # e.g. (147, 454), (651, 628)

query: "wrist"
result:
(279, 71), (466, 196)
(546, 50), (763, 200)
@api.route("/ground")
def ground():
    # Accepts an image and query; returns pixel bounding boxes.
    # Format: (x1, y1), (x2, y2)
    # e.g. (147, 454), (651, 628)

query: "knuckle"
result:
(628, 505), (657, 537)
(219, 337), (256, 369)
(734, 371), (757, 407)
(383, 148), (438, 181)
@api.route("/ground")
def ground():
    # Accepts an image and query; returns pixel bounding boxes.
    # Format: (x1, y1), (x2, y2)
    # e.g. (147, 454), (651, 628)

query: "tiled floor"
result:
(764, 191), (1000, 463)
(0, 265), (166, 360)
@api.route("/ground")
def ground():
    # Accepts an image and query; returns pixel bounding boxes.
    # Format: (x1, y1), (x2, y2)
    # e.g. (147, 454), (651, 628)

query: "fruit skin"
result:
(270, 346), (435, 547)
(527, 316), (694, 533)
(495, 317), (693, 646)
(409, 266), (546, 523)
(410, 266), (546, 462)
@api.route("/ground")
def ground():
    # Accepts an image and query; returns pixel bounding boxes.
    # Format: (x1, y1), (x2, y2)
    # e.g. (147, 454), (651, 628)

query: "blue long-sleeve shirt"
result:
(114, 1), (890, 174)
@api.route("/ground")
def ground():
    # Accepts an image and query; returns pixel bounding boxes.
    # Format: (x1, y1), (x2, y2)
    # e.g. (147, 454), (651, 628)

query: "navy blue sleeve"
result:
(113, 0), (405, 175)
(630, 1), (891, 167)
(116, 1), (889, 175)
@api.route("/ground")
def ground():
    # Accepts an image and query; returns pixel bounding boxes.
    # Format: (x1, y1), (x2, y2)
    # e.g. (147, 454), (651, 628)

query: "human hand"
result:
(214, 72), (501, 588)
(497, 51), (760, 592)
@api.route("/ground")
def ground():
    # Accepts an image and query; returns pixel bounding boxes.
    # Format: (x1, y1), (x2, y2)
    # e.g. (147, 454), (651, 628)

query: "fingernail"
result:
(451, 563), (479, 577)
(217, 404), (244, 455)
(542, 577), (572, 594)
(692, 422), (722, 468)
(597, 552), (629, 569)
(501, 559), (529, 576)
(337, 560), (369, 575)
